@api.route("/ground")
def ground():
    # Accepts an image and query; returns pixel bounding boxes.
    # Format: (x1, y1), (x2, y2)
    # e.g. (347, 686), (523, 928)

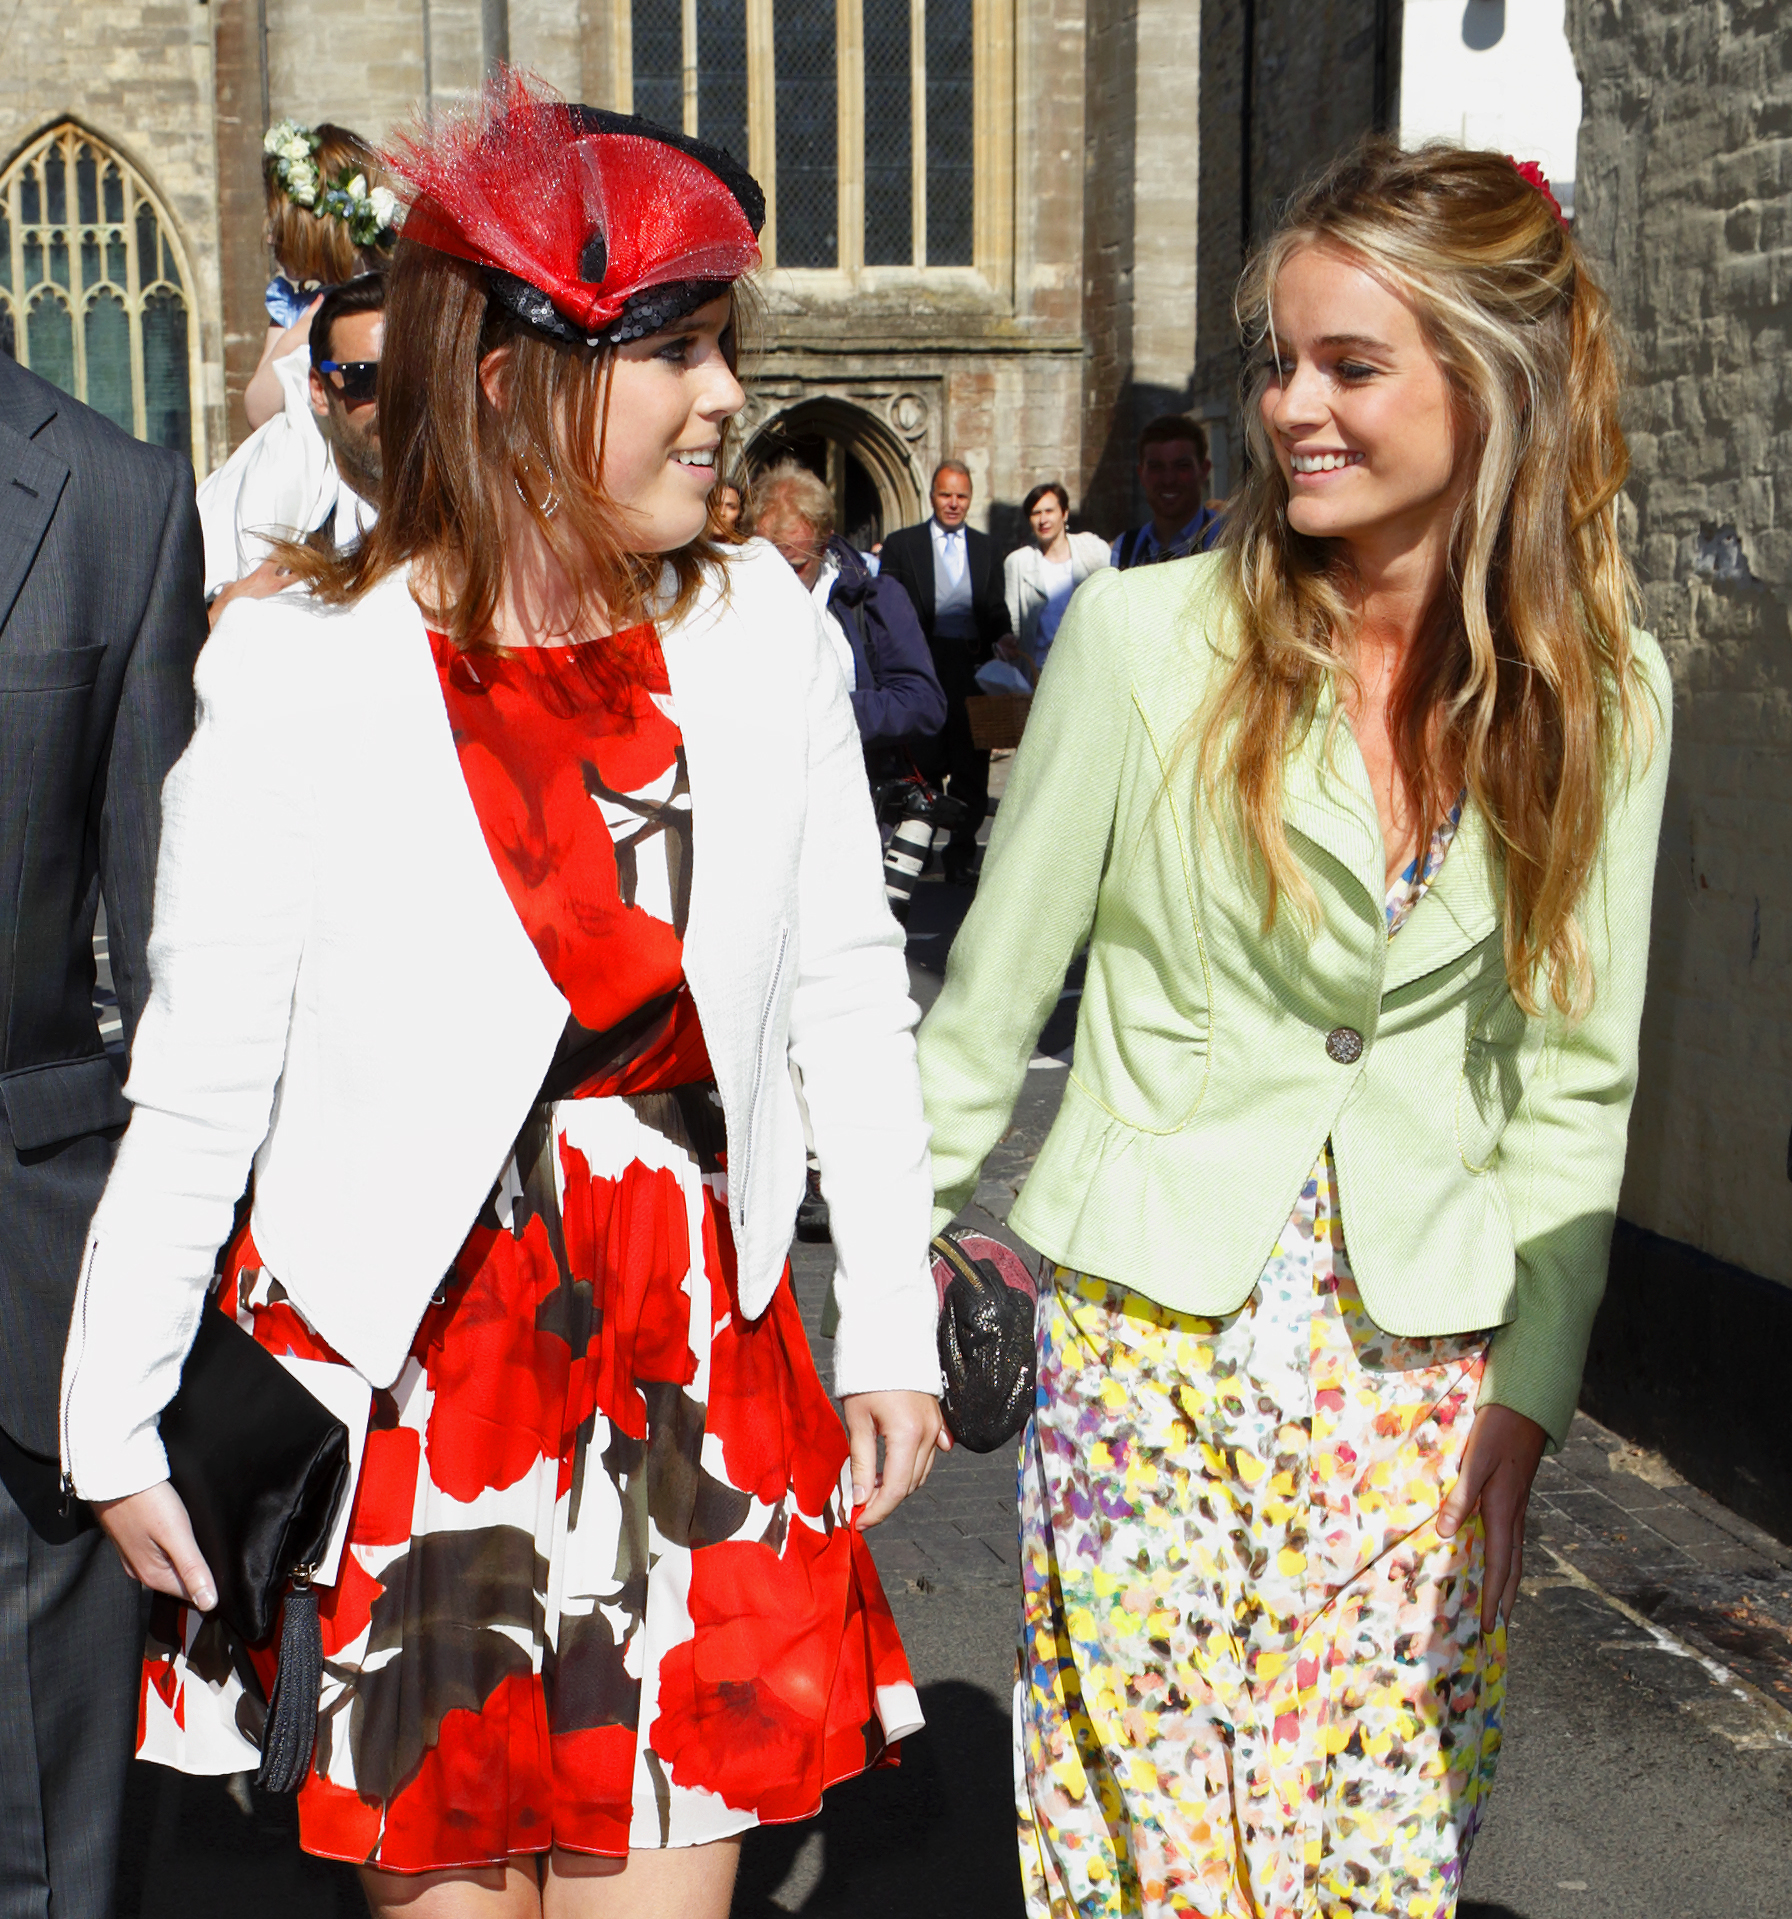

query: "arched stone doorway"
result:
(744, 397), (925, 550)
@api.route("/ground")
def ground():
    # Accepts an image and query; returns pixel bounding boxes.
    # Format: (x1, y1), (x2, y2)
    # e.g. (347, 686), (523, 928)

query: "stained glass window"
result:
(0, 125), (197, 462)
(925, 0), (974, 265)
(619, 0), (984, 275)
(863, 0), (913, 264)
(631, 0), (684, 131)
(774, 0), (839, 268)
(697, 0), (750, 160)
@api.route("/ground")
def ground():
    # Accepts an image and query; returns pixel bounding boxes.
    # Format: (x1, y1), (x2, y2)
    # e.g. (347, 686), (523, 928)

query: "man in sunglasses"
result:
(199, 272), (384, 626)
(304, 276), (383, 545)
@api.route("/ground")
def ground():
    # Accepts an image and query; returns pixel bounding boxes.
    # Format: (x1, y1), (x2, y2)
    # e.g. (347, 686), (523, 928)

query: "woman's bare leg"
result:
(359, 1860), (542, 1919)
(542, 1839), (740, 1919)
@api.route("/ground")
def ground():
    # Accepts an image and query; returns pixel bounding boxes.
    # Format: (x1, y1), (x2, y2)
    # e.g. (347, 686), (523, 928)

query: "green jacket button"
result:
(1325, 1026), (1364, 1064)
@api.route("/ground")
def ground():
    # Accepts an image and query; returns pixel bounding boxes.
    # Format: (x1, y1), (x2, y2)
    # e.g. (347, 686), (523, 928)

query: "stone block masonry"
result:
(1568, 0), (1792, 1534)
(1569, 0), (1792, 1288)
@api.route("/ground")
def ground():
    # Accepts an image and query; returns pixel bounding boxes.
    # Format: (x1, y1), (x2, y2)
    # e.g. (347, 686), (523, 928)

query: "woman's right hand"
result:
(94, 1481), (217, 1612)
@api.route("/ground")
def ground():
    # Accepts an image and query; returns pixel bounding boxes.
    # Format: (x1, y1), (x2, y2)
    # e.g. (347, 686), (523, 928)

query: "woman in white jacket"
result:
(60, 78), (944, 1919)
(1001, 482), (1112, 676)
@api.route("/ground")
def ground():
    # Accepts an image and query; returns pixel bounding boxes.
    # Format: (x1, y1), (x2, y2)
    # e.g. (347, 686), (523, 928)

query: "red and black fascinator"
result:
(386, 68), (764, 346)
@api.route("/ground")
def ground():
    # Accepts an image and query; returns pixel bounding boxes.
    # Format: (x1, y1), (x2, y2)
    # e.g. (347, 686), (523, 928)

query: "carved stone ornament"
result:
(890, 392), (928, 438)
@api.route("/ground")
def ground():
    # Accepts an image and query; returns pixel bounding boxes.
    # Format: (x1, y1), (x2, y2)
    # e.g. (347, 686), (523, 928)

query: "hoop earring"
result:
(515, 455), (561, 521)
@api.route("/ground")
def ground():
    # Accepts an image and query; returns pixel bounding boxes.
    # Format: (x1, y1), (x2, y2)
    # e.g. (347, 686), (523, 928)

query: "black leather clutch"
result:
(160, 1299), (349, 1644)
(159, 1298), (350, 1790)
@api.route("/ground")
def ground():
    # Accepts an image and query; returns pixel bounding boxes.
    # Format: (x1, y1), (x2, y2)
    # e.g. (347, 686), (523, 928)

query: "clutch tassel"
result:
(256, 1578), (322, 1793)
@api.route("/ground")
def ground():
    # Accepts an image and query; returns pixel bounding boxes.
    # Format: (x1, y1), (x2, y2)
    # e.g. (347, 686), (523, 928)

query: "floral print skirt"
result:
(137, 1082), (921, 1872)
(1017, 1148), (1502, 1918)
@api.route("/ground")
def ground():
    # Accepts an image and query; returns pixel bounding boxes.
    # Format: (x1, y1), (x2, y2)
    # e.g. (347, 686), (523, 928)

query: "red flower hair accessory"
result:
(386, 68), (764, 346)
(1508, 157), (1569, 230)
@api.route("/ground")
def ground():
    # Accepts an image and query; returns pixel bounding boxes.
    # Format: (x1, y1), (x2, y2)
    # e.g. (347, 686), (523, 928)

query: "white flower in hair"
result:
(345, 173), (369, 202)
(369, 186), (399, 228)
(282, 134), (313, 165)
(287, 158), (319, 206)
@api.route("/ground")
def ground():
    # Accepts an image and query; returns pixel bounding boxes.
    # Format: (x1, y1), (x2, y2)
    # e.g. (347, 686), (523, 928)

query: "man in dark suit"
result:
(876, 460), (1012, 884)
(0, 354), (204, 1918)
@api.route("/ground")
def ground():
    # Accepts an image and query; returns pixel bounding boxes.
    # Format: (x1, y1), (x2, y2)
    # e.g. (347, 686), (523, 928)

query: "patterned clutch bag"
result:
(930, 1229), (1040, 1453)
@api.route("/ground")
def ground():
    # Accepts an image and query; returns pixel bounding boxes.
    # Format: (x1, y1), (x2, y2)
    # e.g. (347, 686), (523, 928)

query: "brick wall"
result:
(1568, 0), (1792, 1289)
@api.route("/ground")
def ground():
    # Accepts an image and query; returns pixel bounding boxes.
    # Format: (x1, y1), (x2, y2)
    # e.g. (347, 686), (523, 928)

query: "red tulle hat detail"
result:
(386, 68), (763, 344)
(1508, 157), (1569, 231)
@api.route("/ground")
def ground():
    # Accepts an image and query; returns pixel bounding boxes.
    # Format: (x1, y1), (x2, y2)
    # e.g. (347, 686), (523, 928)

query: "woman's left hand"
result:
(1437, 1402), (1549, 1633)
(840, 1391), (950, 1528)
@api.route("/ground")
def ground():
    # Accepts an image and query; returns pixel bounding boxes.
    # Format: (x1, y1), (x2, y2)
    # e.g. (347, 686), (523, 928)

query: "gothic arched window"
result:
(0, 124), (198, 467)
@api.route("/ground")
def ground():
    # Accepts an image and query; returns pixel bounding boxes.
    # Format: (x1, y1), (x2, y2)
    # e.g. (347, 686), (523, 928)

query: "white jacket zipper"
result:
(59, 1238), (97, 1512)
(735, 924), (789, 1218)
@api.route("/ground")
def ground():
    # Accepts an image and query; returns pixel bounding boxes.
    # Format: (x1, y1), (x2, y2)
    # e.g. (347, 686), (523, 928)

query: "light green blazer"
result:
(918, 555), (1671, 1445)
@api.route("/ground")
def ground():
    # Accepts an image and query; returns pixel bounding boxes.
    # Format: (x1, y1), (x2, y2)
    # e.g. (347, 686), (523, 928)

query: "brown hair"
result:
(1203, 138), (1647, 1016)
(1137, 415), (1210, 464)
(264, 124), (393, 286)
(1022, 481), (1070, 518)
(286, 237), (736, 655)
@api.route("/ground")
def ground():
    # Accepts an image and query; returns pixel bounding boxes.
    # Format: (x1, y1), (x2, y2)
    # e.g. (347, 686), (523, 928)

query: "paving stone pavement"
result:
(1528, 1412), (1792, 1720)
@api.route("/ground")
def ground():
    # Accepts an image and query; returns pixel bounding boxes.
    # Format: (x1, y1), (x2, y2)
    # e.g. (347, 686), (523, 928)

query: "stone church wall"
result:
(1569, 0), (1792, 1535)
(1570, 0), (1792, 1285)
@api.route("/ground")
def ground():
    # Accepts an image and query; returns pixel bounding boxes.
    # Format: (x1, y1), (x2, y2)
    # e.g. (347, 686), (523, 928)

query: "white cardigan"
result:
(61, 541), (943, 1501)
(1002, 531), (1112, 660)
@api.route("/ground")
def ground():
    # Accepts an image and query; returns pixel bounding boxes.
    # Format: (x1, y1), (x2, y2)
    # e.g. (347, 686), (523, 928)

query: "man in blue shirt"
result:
(877, 461), (1012, 884)
(1111, 415), (1223, 568)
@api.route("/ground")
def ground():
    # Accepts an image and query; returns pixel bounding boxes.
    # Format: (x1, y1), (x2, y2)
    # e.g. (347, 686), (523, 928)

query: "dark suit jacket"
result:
(822, 538), (946, 747)
(876, 519), (1011, 665)
(0, 356), (204, 1456)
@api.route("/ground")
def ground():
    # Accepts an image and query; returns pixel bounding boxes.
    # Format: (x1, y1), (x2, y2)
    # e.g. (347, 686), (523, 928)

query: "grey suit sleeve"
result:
(97, 461), (204, 1048)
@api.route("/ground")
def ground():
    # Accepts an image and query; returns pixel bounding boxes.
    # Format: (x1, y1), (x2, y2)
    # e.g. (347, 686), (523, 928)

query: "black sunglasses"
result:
(317, 359), (378, 406)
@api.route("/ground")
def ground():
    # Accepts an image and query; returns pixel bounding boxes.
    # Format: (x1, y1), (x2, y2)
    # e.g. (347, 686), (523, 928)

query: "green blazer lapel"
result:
(1382, 799), (1502, 994)
(1279, 680), (1384, 911)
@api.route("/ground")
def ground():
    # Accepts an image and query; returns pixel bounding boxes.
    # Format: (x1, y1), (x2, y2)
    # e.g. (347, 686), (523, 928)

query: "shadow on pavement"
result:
(117, 1763), (369, 1918)
(734, 1680), (1023, 1917)
(118, 1681), (1021, 1919)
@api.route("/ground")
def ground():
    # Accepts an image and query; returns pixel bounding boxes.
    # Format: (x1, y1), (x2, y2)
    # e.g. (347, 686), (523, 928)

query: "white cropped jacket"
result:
(61, 541), (942, 1501)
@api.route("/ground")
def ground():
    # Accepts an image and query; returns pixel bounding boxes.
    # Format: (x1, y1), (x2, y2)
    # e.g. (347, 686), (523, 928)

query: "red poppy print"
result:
(134, 628), (920, 1871)
(423, 1211), (571, 1500)
(548, 1723), (639, 1857)
(704, 1212), (849, 1516)
(652, 1521), (845, 1820)
(432, 628), (690, 1036)
(560, 1142), (696, 1442)
(371, 1670), (554, 1873)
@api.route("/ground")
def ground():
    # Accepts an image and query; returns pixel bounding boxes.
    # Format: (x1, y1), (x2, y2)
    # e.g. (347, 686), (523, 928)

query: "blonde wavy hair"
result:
(1204, 139), (1645, 1016)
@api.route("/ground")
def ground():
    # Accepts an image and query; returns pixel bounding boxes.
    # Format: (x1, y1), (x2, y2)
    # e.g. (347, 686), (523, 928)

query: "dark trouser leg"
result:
(922, 647), (990, 851)
(0, 1438), (144, 1919)
(946, 702), (990, 852)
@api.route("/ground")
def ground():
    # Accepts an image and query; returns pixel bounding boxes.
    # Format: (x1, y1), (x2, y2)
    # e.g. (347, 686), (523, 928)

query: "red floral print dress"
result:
(135, 624), (922, 1870)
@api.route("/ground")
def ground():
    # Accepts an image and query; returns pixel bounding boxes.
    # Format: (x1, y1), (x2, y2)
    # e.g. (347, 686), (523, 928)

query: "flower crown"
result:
(263, 120), (399, 249)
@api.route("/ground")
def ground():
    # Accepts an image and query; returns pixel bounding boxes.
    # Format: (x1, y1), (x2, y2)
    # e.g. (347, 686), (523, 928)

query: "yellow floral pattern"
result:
(1016, 802), (1503, 1917)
